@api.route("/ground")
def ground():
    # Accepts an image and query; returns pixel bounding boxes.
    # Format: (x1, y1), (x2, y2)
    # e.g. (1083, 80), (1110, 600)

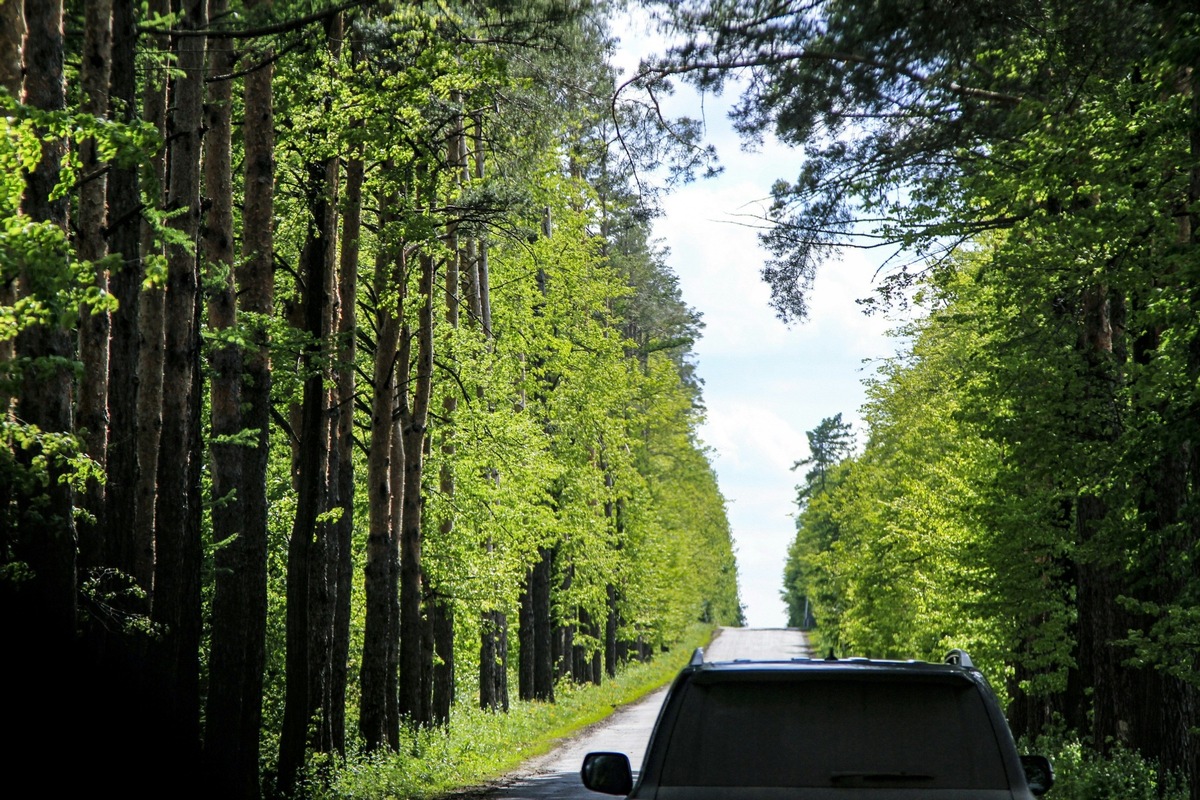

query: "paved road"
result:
(458, 627), (810, 800)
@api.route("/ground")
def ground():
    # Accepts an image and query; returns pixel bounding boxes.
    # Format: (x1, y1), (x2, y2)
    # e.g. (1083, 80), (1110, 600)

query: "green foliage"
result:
(669, 0), (1198, 787)
(1023, 733), (1189, 800)
(8, 0), (743, 792)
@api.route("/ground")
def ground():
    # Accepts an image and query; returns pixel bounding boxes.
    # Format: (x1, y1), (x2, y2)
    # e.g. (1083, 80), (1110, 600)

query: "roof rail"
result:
(945, 649), (975, 668)
(690, 647), (705, 666)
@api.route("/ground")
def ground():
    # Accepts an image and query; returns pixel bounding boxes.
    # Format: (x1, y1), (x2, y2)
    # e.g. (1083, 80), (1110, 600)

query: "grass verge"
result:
(308, 623), (716, 800)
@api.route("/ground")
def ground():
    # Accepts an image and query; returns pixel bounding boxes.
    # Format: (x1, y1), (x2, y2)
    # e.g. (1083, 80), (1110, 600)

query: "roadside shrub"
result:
(1024, 733), (1188, 800)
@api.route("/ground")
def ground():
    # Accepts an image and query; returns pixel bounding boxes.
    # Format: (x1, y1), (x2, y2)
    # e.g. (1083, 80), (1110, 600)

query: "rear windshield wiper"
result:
(830, 772), (935, 785)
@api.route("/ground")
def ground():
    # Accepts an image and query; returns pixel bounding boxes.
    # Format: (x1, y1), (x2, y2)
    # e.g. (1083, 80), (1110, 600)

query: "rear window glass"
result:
(659, 675), (1008, 789)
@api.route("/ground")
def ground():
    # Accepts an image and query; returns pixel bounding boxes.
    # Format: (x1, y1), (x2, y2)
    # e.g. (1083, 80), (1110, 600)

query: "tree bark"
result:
(0, 0), (21, 428)
(533, 546), (554, 701)
(12, 0), (76, 660)
(103, 0), (144, 594)
(386, 385), (405, 745)
(472, 114), (508, 712)
(131, 0), (171, 592)
(605, 582), (618, 678)
(518, 569), (534, 701)
(0, 0), (21, 97)
(210, 41), (275, 799)
(398, 244), (434, 723)
(555, 563), (574, 682)
(277, 76), (343, 775)
(201, 0), (263, 790)
(361, 202), (401, 752)
(150, 0), (207, 777)
(330, 103), (362, 758)
(429, 109), (467, 725)
(76, 0), (114, 568)
(431, 589), (455, 726)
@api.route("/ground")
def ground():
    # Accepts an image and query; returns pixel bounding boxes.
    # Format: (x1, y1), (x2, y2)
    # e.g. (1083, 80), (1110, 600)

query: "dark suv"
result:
(582, 648), (1053, 799)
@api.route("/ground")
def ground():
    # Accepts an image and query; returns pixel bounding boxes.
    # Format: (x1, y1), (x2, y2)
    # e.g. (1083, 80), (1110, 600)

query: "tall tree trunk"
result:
(9, 6), (82, 789)
(386, 384), (405, 745)
(532, 546), (554, 701)
(431, 588), (455, 725)
(204, 43), (275, 799)
(277, 169), (335, 796)
(201, 0), (261, 790)
(76, 0), (113, 568)
(331, 143), (362, 756)
(554, 569), (571, 682)
(605, 582), (619, 678)
(473, 114), (508, 712)
(398, 173), (435, 723)
(132, 0), (171, 592)
(518, 570), (534, 701)
(311, 15), (343, 759)
(361, 210), (402, 751)
(280, 16), (345, 779)
(278, 122), (341, 790)
(150, 0), (207, 778)
(12, 0), (76, 668)
(0, 0), (21, 427)
(103, 0), (144, 598)
(1071, 285), (1134, 757)
(79, 1), (155, 792)
(430, 108), (467, 725)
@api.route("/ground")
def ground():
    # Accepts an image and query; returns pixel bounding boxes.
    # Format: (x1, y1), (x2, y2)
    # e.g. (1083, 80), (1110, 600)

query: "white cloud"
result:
(700, 401), (807, 473)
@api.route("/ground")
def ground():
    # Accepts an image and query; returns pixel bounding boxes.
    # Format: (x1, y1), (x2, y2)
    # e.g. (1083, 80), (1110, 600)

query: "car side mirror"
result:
(1021, 755), (1055, 796)
(581, 751), (633, 796)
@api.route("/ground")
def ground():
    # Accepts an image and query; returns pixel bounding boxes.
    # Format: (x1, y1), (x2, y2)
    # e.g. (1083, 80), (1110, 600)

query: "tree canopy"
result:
(1, 1), (742, 796)
(721, 1), (1200, 792)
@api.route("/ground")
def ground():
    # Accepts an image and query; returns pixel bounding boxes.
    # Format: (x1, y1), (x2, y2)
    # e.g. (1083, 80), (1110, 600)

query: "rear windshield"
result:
(658, 674), (1009, 790)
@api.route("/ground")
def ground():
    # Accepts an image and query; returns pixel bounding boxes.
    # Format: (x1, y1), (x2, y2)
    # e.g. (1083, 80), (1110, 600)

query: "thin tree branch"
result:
(140, 0), (374, 39)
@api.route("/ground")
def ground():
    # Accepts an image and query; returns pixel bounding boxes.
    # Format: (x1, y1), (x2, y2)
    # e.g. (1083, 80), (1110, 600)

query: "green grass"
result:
(308, 624), (714, 800)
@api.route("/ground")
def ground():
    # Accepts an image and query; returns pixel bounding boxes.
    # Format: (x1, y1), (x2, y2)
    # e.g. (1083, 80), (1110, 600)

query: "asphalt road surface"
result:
(454, 627), (811, 800)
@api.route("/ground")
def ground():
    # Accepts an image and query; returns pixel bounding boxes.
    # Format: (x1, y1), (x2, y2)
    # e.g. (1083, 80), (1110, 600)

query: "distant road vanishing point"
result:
(455, 627), (812, 800)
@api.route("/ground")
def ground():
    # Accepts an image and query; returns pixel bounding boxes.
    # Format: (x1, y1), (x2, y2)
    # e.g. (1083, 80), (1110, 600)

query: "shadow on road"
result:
(451, 768), (602, 800)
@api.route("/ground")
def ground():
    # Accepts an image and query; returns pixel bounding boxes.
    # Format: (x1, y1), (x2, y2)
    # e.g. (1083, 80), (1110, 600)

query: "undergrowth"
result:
(305, 623), (714, 800)
(1023, 732), (1189, 800)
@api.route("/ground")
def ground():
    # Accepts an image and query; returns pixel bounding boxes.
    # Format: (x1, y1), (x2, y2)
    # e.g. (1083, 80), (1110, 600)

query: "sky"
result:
(612, 9), (902, 628)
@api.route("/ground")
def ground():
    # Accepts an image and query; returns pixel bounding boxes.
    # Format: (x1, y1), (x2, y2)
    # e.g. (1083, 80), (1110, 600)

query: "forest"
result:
(1, 0), (743, 797)
(745, 1), (1200, 798)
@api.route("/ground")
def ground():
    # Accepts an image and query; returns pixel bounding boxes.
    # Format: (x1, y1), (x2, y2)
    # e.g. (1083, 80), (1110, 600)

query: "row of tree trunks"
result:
(572, 608), (602, 685)
(518, 547), (618, 701)
(5, 1), (87, 792)
(480, 607), (510, 711)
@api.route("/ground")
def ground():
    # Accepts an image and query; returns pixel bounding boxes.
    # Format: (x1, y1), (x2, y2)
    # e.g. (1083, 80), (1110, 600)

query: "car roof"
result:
(684, 647), (986, 681)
